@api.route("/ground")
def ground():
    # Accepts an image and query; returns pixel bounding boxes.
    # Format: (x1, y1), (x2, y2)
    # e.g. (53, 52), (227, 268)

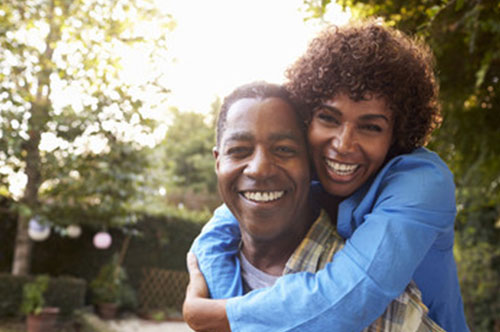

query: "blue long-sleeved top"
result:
(191, 148), (469, 332)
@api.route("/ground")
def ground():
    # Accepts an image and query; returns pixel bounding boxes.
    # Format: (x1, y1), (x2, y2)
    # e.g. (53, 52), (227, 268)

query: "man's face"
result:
(308, 93), (394, 198)
(214, 97), (310, 241)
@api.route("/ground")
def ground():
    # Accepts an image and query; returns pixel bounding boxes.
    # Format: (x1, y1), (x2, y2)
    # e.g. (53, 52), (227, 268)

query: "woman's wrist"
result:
(183, 298), (230, 331)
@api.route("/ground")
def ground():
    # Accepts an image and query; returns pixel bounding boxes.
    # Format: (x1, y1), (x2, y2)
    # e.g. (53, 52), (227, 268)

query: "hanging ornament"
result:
(66, 224), (82, 238)
(28, 217), (51, 242)
(93, 231), (112, 249)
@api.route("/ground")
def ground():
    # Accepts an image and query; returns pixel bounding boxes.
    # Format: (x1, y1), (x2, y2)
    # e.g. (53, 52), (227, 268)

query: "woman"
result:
(184, 20), (469, 332)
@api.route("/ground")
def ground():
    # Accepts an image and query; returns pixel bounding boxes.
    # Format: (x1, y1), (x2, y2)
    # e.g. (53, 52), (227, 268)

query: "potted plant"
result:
(20, 275), (60, 332)
(90, 255), (136, 319)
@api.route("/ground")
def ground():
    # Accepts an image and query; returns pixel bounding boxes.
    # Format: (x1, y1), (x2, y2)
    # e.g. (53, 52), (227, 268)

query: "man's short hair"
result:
(216, 81), (305, 148)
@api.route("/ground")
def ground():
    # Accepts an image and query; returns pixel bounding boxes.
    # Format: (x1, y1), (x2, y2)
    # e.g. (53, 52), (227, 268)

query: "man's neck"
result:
(240, 205), (317, 276)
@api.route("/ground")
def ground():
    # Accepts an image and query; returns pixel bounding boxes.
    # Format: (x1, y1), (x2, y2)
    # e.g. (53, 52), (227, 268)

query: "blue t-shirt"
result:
(191, 148), (469, 332)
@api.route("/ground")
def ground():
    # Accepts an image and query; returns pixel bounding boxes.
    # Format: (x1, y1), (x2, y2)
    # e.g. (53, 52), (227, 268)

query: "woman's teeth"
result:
(325, 160), (359, 175)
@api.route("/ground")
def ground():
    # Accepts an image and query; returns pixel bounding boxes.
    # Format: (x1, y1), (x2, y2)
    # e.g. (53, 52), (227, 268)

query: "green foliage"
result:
(89, 255), (136, 309)
(0, 1), (173, 217)
(20, 275), (49, 315)
(43, 276), (87, 317)
(455, 241), (500, 331)
(0, 274), (86, 318)
(150, 102), (220, 212)
(162, 107), (217, 194)
(0, 274), (31, 317)
(1, 0), (176, 273)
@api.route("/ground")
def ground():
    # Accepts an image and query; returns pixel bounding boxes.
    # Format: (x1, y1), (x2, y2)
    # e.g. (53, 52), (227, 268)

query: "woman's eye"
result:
(360, 124), (383, 132)
(316, 112), (340, 125)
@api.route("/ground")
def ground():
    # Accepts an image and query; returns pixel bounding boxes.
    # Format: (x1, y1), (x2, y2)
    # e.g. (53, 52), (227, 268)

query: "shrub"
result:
(89, 255), (137, 310)
(0, 274), (30, 317)
(20, 275), (50, 315)
(45, 275), (87, 316)
(0, 274), (86, 318)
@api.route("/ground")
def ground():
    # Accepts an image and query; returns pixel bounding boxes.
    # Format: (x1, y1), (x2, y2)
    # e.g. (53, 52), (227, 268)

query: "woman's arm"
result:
(189, 149), (460, 331)
(183, 252), (230, 332)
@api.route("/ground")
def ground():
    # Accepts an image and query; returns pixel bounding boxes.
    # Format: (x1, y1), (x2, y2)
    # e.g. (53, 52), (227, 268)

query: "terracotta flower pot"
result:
(96, 302), (119, 319)
(26, 307), (60, 332)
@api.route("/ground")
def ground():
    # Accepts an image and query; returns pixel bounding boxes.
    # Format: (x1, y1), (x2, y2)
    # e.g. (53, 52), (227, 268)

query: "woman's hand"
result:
(185, 251), (210, 300)
(183, 252), (231, 332)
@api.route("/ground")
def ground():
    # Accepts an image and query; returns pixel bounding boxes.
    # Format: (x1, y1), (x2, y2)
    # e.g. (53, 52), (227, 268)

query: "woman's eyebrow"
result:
(320, 104), (390, 123)
(318, 104), (342, 116)
(359, 114), (390, 123)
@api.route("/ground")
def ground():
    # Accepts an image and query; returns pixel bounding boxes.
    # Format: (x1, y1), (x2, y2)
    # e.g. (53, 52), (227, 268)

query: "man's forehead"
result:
(222, 129), (303, 145)
(220, 96), (304, 145)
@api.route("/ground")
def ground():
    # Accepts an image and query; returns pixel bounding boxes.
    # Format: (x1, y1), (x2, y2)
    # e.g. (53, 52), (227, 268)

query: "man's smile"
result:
(241, 190), (286, 203)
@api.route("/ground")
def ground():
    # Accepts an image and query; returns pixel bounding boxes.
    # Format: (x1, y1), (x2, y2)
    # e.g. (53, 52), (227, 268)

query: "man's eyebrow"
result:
(269, 132), (302, 143)
(223, 131), (302, 145)
(223, 132), (253, 144)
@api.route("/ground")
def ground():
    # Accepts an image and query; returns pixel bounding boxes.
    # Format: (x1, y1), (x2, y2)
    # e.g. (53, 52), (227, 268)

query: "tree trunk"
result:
(11, 103), (44, 275)
(11, 215), (33, 275)
(11, 104), (43, 275)
(11, 0), (58, 276)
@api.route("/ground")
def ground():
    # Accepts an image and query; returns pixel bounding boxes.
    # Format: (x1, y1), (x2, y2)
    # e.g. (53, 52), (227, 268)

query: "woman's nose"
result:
(332, 125), (357, 154)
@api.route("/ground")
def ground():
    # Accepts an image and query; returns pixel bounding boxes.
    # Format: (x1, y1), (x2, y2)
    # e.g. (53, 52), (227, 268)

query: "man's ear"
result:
(212, 146), (220, 173)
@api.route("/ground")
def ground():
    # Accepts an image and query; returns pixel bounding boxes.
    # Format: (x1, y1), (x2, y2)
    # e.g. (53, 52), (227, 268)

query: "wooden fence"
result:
(138, 268), (189, 313)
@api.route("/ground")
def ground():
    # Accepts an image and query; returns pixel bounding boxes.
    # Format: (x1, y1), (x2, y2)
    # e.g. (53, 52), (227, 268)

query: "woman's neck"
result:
(316, 190), (343, 226)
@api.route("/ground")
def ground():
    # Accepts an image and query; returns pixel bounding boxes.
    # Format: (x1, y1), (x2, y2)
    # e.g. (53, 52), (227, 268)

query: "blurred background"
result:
(0, 0), (498, 331)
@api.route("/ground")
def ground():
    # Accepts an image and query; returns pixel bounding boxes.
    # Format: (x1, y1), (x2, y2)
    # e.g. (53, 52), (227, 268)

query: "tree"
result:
(158, 99), (220, 211)
(0, 0), (174, 275)
(302, 1), (500, 330)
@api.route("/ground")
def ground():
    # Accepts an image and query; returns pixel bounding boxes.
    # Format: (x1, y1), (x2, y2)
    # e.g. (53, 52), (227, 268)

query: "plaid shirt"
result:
(283, 211), (446, 332)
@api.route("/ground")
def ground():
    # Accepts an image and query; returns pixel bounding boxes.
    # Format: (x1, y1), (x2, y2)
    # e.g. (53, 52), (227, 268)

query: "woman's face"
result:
(308, 93), (394, 198)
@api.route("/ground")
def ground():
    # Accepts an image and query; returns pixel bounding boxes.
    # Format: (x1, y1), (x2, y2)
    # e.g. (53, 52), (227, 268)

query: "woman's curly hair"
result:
(285, 20), (441, 157)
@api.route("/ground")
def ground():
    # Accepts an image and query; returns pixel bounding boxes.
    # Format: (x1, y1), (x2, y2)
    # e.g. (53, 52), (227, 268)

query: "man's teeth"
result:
(325, 160), (359, 175)
(243, 191), (284, 202)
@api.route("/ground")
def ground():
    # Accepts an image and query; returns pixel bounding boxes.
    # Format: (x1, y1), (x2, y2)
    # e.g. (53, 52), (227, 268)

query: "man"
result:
(184, 81), (444, 332)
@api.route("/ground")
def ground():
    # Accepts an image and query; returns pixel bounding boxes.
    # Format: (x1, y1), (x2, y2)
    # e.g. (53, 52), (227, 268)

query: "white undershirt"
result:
(239, 252), (280, 293)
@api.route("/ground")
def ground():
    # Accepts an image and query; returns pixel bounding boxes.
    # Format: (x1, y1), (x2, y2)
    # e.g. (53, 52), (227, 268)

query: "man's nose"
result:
(243, 148), (276, 179)
(332, 124), (357, 154)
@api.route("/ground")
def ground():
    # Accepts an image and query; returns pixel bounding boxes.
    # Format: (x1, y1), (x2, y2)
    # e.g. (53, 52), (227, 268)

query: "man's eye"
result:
(227, 146), (251, 156)
(275, 146), (296, 155)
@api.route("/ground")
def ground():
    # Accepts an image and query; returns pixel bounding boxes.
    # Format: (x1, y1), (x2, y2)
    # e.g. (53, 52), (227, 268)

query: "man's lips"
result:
(240, 190), (285, 203)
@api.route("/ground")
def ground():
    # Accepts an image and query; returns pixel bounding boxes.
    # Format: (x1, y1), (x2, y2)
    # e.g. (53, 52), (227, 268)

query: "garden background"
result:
(0, 0), (498, 331)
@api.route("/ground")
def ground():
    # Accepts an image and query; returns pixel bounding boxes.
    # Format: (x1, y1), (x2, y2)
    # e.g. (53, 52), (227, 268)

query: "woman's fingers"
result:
(186, 252), (209, 298)
(186, 251), (200, 275)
